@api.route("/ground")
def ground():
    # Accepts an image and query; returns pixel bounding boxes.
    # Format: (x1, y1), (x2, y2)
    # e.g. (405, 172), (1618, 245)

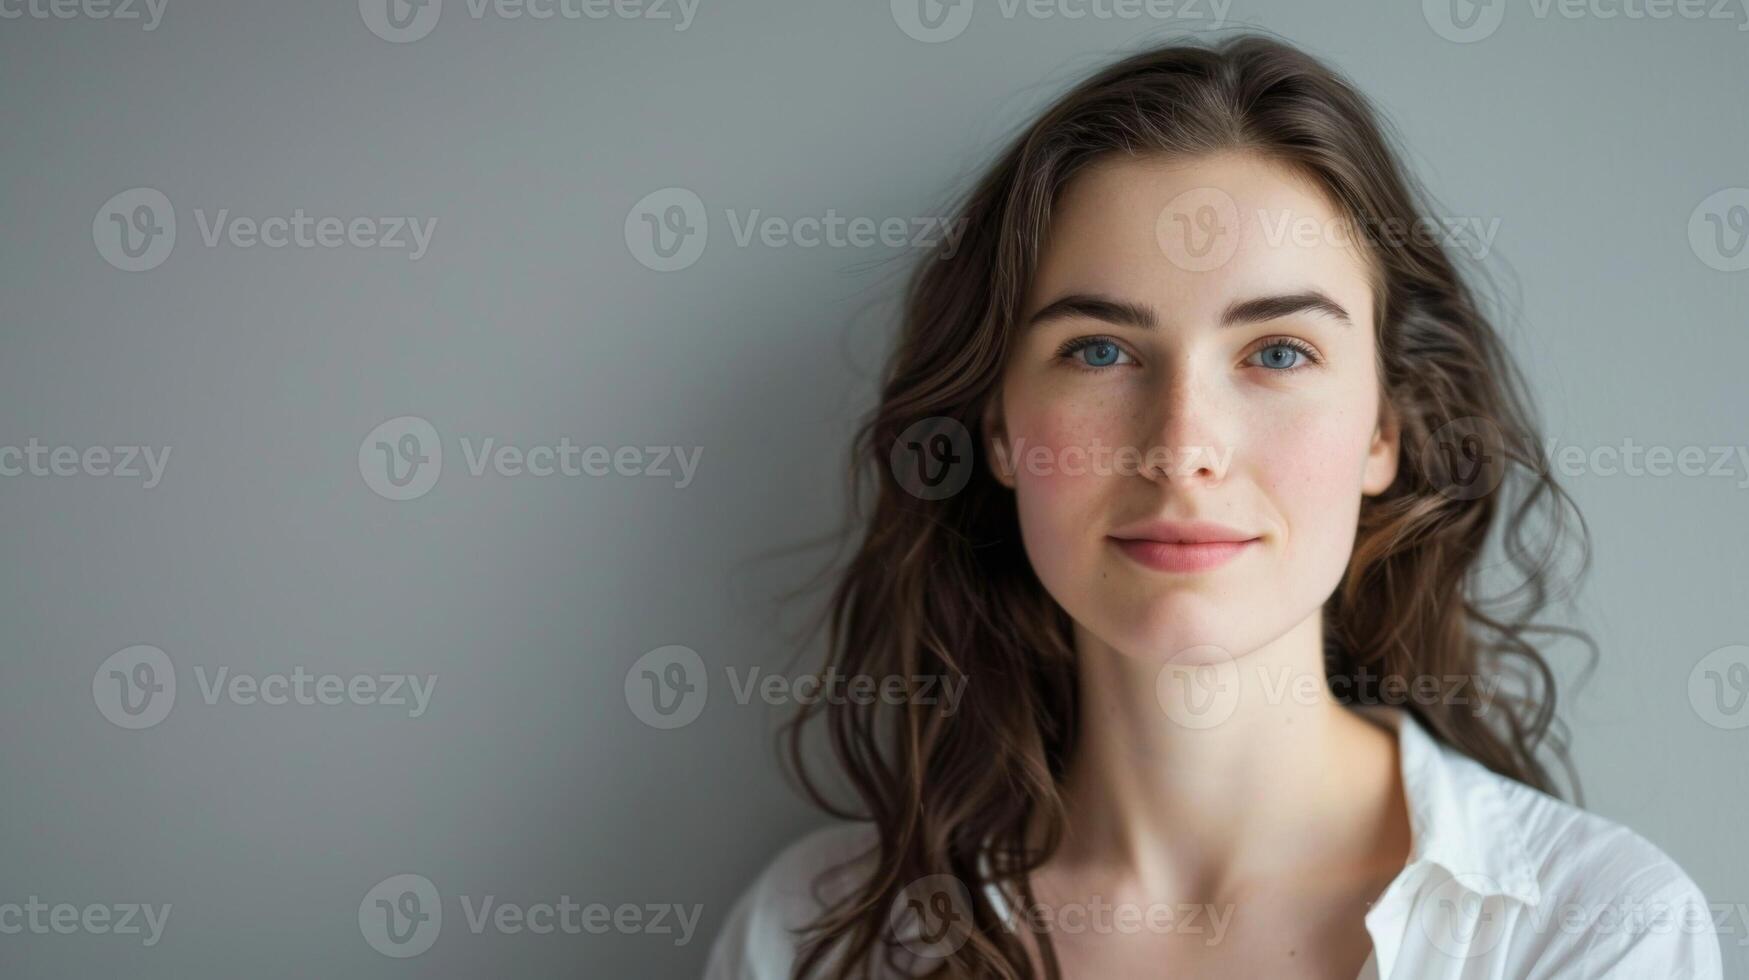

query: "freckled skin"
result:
(985, 151), (1399, 666)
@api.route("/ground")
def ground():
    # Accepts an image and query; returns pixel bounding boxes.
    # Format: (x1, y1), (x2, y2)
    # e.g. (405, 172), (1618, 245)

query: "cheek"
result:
(1254, 405), (1374, 567)
(1006, 398), (1128, 570)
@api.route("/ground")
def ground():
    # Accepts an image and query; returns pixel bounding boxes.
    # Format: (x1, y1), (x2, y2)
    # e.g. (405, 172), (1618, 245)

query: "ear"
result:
(982, 392), (1017, 490)
(1362, 394), (1400, 496)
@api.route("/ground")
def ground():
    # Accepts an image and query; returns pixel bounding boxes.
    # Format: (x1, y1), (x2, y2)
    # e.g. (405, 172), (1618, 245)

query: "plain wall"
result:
(1, 0), (1744, 975)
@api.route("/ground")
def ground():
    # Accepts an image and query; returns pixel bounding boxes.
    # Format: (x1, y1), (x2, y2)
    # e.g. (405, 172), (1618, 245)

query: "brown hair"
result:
(778, 31), (1592, 979)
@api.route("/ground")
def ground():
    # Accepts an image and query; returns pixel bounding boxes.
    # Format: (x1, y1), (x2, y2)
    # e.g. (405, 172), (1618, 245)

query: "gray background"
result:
(2, 0), (1746, 976)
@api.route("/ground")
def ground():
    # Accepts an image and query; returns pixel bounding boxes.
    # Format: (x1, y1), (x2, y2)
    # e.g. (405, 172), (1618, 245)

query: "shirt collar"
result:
(978, 703), (1546, 932)
(1352, 703), (1542, 907)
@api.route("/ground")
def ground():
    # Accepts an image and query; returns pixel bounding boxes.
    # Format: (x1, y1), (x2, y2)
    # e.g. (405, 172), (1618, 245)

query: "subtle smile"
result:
(1106, 519), (1261, 573)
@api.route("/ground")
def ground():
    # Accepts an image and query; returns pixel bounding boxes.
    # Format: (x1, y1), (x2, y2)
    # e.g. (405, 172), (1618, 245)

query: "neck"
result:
(1047, 612), (1405, 902)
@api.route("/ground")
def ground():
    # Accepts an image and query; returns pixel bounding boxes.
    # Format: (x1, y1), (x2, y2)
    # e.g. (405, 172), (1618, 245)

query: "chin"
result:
(1085, 594), (1257, 666)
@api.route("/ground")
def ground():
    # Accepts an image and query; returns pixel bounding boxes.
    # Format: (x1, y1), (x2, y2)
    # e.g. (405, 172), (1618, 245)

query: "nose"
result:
(1141, 359), (1229, 486)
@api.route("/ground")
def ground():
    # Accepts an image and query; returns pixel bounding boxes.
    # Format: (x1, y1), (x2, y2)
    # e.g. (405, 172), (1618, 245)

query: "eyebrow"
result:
(1026, 290), (1353, 331)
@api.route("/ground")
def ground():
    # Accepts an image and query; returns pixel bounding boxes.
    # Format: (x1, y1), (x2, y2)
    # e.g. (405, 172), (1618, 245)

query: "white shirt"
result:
(703, 705), (1723, 978)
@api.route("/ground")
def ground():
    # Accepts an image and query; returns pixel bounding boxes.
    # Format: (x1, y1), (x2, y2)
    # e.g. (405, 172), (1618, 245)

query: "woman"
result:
(705, 33), (1721, 979)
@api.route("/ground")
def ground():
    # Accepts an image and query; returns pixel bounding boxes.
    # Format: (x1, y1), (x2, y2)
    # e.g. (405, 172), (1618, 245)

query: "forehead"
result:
(1027, 151), (1378, 327)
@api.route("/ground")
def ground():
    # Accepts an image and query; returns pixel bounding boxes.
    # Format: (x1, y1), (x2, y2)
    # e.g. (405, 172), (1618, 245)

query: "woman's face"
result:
(985, 151), (1399, 665)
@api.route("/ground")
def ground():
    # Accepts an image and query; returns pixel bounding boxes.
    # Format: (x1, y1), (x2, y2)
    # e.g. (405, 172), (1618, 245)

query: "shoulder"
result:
(1453, 754), (1723, 978)
(702, 823), (880, 980)
(1494, 772), (1705, 902)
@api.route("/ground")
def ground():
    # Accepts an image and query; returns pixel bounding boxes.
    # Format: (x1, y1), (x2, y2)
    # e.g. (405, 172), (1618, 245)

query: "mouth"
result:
(1106, 519), (1260, 574)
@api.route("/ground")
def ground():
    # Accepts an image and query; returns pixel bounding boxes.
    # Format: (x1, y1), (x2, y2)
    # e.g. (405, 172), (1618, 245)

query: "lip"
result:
(1108, 519), (1260, 573)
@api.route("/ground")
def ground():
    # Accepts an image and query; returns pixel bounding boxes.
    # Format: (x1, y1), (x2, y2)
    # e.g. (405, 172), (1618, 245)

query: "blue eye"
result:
(1057, 337), (1133, 370)
(1082, 341), (1121, 367)
(1248, 339), (1320, 372)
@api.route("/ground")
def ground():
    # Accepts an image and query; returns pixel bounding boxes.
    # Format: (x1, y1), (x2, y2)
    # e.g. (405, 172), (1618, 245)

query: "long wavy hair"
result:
(777, 31), (1593, 980)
